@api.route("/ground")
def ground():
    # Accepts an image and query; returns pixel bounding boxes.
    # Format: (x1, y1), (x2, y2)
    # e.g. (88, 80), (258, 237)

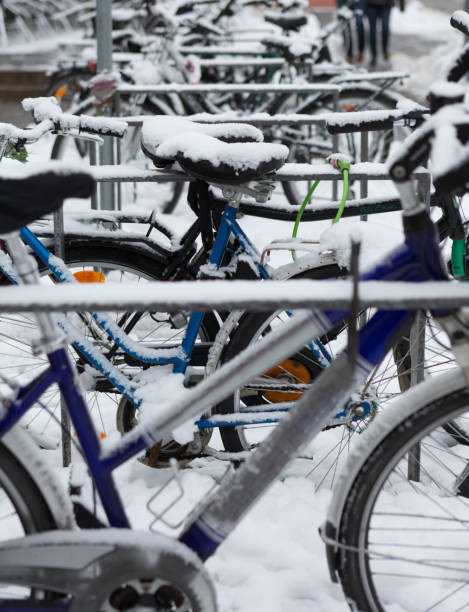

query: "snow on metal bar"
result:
(117, 83), (340, 95)
(177, 45), (273, 55)
(198, 58), (285, 68)
(90, 162), (429, 183)
(332, 71), (409, 82)
(0, 280), (467, 312)
(90, 165), (186, 182)
(122, 113), (334, 127)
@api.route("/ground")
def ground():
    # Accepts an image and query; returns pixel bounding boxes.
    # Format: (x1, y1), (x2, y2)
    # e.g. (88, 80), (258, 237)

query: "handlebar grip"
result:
(451, 10), (469, 37)
(327, 115), (394, 134)
(60, 112), (127, 138)
(326, 109), (428, 134)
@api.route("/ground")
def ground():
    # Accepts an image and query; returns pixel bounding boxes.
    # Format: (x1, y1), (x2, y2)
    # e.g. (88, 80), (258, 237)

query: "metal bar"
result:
(89, 141), (98, 210)
(89, 164), (430, 183)
(52, 208), (71, 467)
(360, 130), (368, 221)
(408, 310), (426, 482)
(96, 0), (115, 211)
(123, 114), (334, 126)
(198, 58), (285, 68)
(332, 90), (339, 201)
(0, 280), (466, 312)
(117, 83), (341, 95)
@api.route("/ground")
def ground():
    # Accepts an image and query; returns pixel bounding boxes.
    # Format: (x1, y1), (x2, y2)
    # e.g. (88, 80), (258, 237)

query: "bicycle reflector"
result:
(73, 270), (106, 283)
(262, 359), (311, 402)
(54, 86), (67, 99)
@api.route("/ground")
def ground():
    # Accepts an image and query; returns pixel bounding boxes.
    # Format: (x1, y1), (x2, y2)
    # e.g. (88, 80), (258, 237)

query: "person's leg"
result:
(366, 5), (378, 65)
(355, 0), (366, 61)
(338, 0), (354, 61)
(381, 5), (392, 59)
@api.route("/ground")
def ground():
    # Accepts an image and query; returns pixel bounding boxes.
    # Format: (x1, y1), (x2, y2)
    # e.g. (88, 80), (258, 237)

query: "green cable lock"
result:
(451, 237), (466, 279)
(291, 154), (351, 260)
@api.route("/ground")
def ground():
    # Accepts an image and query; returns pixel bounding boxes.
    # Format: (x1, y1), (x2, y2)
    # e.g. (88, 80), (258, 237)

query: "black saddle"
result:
(141, 116), (287, 184)
(260, 35), (311, 61)
(176, 138), (287, 184)
(0, 169), (95, 234)
(141, 117), (263, 168)
(264, 14), (308, 32)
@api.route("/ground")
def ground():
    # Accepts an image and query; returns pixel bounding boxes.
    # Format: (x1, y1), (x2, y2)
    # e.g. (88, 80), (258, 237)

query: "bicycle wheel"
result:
(214, 269), (459, 489)
(0, 440), (58, 600)
(0, 242), (217, 450)
(50, 99), (184, 214)
(272, 87), (397, 207)
(336, 384), (469, 611)
(214, 265), (350, 457)
(44, 67), (95, 112)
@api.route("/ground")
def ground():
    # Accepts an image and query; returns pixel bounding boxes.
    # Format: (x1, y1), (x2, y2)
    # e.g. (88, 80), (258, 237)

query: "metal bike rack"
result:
(0, 279), (465, 312)
(113, 83), (341, 203)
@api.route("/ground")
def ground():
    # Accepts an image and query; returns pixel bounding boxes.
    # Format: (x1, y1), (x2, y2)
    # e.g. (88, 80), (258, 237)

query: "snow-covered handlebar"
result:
(22, 97), (128, 139)
(450, 10), (469, 38)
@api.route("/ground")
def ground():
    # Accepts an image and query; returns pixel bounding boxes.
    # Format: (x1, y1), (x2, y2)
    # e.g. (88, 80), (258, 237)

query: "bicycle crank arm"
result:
(0, 529), (215, 611)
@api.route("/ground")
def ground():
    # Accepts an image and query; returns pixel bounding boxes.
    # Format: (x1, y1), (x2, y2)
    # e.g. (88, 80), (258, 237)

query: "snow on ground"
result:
(391, 1), (462, 103)
(1, 2), (466, 611)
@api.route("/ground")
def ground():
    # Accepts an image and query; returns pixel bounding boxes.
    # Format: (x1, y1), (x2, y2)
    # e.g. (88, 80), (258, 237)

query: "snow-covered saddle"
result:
(264, 14), (307, 32)
(141, 116), (288, 184)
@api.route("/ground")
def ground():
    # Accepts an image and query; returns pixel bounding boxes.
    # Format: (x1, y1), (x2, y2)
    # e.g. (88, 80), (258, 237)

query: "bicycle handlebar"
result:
(388, 106), (469, 184)
(22, 97), (128, 139)
(0, 120), (56, 145)
(440, 12), (469, 82)
(450, 10), (469, 37)
(443, 43), (469, 83)
(387, 13), (469, 185)
(326, 108), (428, 134)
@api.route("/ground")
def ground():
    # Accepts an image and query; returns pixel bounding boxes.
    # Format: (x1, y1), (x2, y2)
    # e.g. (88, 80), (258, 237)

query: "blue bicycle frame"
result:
(0, 207), (449, 568)
(3, 200), (330, 430)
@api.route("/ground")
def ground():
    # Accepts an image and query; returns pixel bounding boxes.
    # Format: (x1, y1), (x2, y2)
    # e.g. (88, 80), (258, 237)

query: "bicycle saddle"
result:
(260, 35), (311, 61)
(264, 14), (308, 31)
(175, 136), (288, 184)
(142, 117), (288, 184)
(0, 166), (95, 234)
(141, 116), (264, 167)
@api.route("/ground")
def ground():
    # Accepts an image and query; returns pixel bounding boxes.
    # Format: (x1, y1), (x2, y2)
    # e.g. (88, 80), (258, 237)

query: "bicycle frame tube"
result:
(179, 218), (450, 559)
(0, 218), (449, 537)
(95, 220), (451, 531)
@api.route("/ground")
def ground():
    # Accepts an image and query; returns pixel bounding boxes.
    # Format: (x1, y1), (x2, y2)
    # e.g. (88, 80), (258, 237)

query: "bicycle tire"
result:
(43, 67), (95, 111)
(336, 384), (469, 611)
(0, 241), (218, 449)
(0, 440), (58, 600)
(213, 266), (459, 489)
(0, 441), (57, 534)
(0, 438), (216, 610)
(214, 264), (349, 455)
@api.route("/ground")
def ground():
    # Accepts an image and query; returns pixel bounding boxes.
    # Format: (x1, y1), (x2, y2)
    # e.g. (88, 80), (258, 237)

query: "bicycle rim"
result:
(0, 246), (190, 447)
(0, 442), (57, 600)
(216, 293), (459, 490)
(338, 387), (469, 611)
